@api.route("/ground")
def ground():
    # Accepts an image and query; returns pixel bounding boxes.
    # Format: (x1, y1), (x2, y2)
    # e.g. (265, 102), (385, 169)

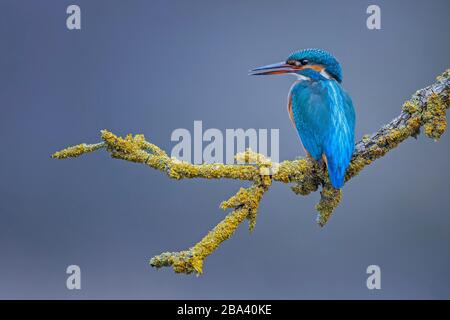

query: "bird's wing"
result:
(290, 81), (333, 160)
(290, 80), (355, 188)
(322, 81), (355, 188)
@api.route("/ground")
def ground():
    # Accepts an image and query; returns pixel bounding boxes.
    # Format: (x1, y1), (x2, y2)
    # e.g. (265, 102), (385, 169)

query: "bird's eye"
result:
(299, 59), (309, 65)
(287, 59), (308, 67)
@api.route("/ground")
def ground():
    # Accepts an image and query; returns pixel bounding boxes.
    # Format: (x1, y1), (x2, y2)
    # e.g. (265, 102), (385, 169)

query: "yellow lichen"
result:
(362, 134), (371, 143)
(52, 142), (105, 159)
(188, 207), (248, 274)
(346, 157), (371, 178)
(402, 100), (420, 114)
(436, 69), (450, 82)
(150, 250), (196, 274)
(315, 184), (342, 227)
(406, 116), (421, 131)
(423, 93), (447, 140)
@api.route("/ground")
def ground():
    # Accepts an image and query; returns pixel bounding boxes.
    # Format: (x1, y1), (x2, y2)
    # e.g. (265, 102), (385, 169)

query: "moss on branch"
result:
(52, 70), (450, 275)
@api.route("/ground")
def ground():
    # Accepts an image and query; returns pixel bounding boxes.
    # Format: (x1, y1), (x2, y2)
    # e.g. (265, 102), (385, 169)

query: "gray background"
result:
(0, 0), (449, 299)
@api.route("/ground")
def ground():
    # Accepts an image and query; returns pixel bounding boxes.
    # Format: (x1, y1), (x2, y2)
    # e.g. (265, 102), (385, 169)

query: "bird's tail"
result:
(325, 156), (348, 189)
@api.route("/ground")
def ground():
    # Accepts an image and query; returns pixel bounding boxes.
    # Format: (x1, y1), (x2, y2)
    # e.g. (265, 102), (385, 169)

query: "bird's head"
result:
(250, 48), (342, 83)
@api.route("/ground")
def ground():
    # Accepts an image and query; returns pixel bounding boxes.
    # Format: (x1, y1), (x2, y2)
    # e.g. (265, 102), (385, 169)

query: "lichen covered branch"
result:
(52, 70), (449, 274)
(150, 176), (270, 274)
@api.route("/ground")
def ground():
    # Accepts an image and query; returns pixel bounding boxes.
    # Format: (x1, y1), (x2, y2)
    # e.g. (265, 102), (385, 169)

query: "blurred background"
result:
(0, 0), (449, 299)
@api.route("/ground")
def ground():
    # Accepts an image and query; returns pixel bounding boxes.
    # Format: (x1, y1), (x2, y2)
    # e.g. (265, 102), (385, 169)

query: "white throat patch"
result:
(320, 69), (333, 80)
(290, 69), (334, 81)
(291, 73), (310, 81)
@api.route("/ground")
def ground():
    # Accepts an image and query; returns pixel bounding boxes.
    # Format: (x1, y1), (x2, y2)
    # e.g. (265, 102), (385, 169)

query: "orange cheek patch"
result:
(303, 65), (325, 72)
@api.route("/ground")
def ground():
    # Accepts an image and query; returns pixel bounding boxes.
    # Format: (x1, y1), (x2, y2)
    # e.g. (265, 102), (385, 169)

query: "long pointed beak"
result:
(249, 61), (299, 76)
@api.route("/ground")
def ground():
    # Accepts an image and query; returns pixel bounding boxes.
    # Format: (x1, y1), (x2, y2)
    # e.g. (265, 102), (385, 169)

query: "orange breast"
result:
(287, 93), (294, 126)
(288, 93), (311, 158)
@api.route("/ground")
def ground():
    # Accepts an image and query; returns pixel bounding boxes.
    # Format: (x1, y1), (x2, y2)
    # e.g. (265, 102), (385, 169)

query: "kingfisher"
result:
(250, 48), (355, 189)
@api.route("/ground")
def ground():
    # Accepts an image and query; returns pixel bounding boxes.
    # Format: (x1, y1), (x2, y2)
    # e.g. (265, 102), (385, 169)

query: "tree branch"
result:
(52, 70), (449, 274)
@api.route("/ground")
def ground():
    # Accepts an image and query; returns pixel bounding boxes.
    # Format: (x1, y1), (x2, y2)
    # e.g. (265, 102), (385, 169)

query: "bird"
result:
(250, 48), (355, 189)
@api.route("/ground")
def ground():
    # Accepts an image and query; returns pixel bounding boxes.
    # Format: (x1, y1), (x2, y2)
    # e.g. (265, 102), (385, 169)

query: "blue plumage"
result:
(290, 80), (355, 188)
(250, 48), (355, 189)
